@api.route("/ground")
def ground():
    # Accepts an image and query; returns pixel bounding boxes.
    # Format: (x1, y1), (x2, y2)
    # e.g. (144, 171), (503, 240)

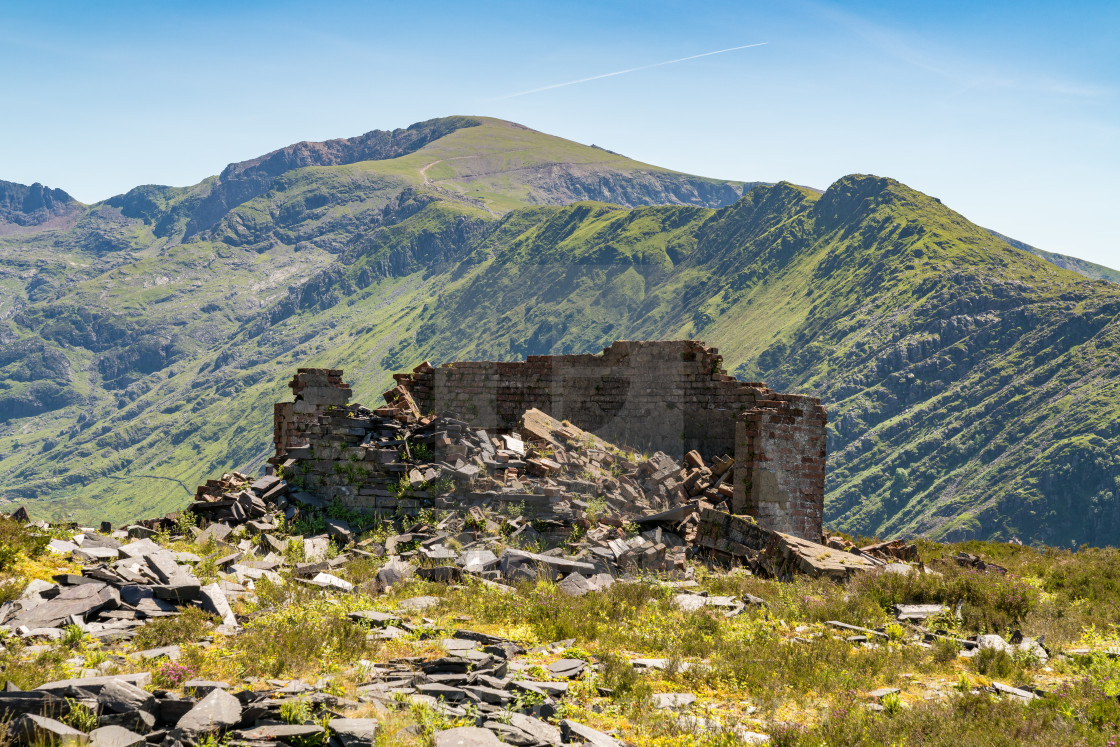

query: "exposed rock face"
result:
(0, 180), (81, 231)
(180, 117), (483, 238)
(520, 164), (753, 209)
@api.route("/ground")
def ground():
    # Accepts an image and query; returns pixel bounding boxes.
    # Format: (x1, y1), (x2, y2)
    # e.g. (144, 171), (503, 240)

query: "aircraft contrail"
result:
(492, 42), (768, 100)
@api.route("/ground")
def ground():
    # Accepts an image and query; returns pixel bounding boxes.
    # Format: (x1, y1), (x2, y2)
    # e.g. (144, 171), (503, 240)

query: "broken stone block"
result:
(498, 549), (594, 581)
(13, 713), (88, 746)
(457, 549), (498, 572)
(97, 711), (156, 734)
(198, 584), (238, 628)
(87, 725), (144, 747)
(309, 573), (353, 592)
(12, 583), (119, 629)
(195, 524), (232, 546)
(376, 558), (414, 589)
(97, 679), (156, 714)
(325, 519), (352, 545)
(35, 673), (151, 696)
(561, 719), (623, 747)
(397, 596), (440, 612)
(548, 658), (586, 679)
(433, 726), (503, 746)
(175, 688), (241, 736)
(652, 692), (696, 710)
(47, 539), (79, 556)
(233, 724), (325, 743)
(117, 539), (162, 560)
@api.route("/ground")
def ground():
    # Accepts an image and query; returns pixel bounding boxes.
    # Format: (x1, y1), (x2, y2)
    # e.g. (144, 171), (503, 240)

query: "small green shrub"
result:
(62, 699), (99, 732)
(132, 607), (217, 649)
(280, 698), (313, 724)
(973, 647), (1015, 678)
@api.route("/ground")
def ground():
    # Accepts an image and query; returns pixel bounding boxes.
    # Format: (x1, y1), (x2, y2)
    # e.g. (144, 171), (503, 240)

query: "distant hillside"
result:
(0, 117), (1118, 548)
(989, 229), (1120, 284)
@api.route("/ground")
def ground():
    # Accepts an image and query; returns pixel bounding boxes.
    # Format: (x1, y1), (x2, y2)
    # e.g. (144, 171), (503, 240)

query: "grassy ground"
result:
(4, 518), (1120, 746)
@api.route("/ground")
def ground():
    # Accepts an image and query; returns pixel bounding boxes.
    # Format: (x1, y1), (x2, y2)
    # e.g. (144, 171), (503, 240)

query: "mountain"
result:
(988, 229), (1120, 284)
(0, 180), (82, 234)
(1, 116), (1118, 547)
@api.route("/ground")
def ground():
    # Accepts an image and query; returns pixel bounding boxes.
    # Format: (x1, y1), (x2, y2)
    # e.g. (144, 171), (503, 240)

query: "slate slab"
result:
(328, 718), (379, 747)
(347, 610), (401, 627)
(117, 539), (162, 560)
(12, 583), (120, 629)
(198, 584), (237, 628)
(561, 720), (623, 747)
(97, 711), (156, 734)
(652, 692), (696, 710)
(13, 713), (88, 745)
(548, 658), (586, 679)
(175, 688), (241, 736)
(36, 673), (151, 696)
(233, 724), (324, 743)
(0, 690), (66, 718)
(97, 679), (156, 714)
(309, 573), (353, 592)
(88, 725), (145, 747)
(433, 726), (504, 747)
(376, 558), (414, 588)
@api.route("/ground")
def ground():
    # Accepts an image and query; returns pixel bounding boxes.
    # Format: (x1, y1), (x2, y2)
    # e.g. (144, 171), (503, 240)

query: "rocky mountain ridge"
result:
(0, 117), (1118, 547)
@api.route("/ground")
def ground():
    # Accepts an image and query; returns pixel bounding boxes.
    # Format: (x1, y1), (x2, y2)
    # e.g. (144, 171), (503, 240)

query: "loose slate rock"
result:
(88, 725), (145, 747)
(182, 681), (229, 696)
(347, 610), (400, 627)
(14, 584), (120, 629)
(377, 558), (414, 588)
(398, 595), (440, 611)
(97, 679), (156, 714)
(198, 584), (238, 628)
(433, 726), (504, 747)
(328, 718), (379, 747)
(309, 573), (353, 592)
(233, 724), (325, 743)
(548, 658), (586, 679)
(652, 692), (696, 710)
(561, 719), (624, 747)
(14, 713), (88, 745)
(504, 712), (561, 745)
(36, 673), (151, 695)
(0, 690), (66, 718)
(175, 688), (241, 736)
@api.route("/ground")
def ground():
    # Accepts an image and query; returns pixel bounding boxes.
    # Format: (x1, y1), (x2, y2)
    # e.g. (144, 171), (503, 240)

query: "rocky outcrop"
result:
(181, 117), (482, 238)
(0, 180), (81, 231)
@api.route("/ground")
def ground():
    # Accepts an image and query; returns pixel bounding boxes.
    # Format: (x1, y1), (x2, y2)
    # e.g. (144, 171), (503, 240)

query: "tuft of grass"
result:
(132, 606), (217, 649)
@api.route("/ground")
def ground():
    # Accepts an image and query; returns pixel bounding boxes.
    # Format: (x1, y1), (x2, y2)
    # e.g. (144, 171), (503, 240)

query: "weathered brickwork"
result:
(273, 341), (827, 540)
(273, 368), (351, 458)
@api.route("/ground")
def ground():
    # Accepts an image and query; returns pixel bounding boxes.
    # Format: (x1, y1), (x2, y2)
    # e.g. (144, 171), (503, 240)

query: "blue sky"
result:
(1, 0), (1117, 267)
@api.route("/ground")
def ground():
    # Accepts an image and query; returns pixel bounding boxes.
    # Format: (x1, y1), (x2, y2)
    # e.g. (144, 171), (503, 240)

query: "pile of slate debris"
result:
(0, 407), (1041, 745)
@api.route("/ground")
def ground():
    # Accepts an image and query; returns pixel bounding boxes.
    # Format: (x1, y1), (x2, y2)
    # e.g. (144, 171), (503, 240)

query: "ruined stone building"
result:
(273, 341), (827, 540)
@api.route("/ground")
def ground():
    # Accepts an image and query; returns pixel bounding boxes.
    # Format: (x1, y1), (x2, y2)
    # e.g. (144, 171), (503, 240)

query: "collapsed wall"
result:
(273, 340), (827, 539)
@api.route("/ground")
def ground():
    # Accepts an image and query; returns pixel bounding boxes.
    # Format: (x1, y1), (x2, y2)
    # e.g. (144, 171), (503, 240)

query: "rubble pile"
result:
(0, 626), (622, 747)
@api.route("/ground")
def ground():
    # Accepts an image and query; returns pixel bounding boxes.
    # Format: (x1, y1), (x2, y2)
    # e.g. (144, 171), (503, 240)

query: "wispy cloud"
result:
(802, 0), (1111, 100)
(491, 43), (768, 101)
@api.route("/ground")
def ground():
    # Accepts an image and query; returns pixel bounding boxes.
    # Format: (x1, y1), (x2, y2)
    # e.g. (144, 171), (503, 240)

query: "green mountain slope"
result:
(1, 117), (1118, 548)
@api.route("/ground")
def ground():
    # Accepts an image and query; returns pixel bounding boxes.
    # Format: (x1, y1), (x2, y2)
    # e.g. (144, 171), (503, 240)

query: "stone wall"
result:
(268, 342), (833, 539)
(396, 341), (770, 462)
(273, 368), (351, 458)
